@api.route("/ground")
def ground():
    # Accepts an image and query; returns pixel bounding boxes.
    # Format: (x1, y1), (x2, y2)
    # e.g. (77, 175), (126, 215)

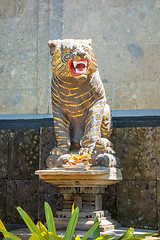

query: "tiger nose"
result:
(77, 51), (86, 59)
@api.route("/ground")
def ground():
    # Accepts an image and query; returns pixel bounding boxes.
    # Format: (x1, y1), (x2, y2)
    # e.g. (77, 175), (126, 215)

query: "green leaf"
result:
(117, 228), (134, 240)
(17, 207), (43, 240)
(93, 217), (100, 240)
(0, 229), (21, 240)
(45, 202), (56, 239)
(4, 238), (15, 240)
(37, 222), (49, 240)
(104, 237), (115, 240)
(64, 207), (79, 240)
(96, 234), (111, 240)
(75, 236), (82, 240)
(29, 233), (40, 240)
(49, 232), (64, 240)
(123, 236), (157, 240)
(72, 204), (75, 215)
(82, 222), (100, 240)
(0, 219), (7, 238)
(134, 233), (157, 238)
(122, 238), (142, 240)
(74, 232), (81, 240)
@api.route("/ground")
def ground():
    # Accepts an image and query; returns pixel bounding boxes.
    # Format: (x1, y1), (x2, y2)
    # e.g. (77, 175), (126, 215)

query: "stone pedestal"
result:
(55, 186), (120, 231)
(35, 167), (122, 231)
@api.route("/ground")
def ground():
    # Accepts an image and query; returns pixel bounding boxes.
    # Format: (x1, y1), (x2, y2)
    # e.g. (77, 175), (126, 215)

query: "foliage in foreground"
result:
(0, 202), (157, 240)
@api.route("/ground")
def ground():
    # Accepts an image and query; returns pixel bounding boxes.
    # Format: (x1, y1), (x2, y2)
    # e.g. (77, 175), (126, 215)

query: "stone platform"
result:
(35, 167), (122, 187)
(35, 167), (122, 231)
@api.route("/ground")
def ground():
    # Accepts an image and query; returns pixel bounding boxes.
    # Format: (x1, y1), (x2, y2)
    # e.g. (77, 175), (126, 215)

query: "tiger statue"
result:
(47, 39), (118, 168)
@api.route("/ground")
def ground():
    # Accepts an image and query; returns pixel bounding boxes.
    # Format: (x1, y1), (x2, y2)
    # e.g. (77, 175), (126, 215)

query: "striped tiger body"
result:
(48, 39), (113, 157)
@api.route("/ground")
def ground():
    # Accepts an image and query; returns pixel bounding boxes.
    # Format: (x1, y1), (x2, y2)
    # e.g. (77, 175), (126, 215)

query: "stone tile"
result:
(114, 81), (160, 110)
(38, 179), (63, 222)
(135, 127), (157, 179)
(103, 81), (138, 110)
(8, 130), (40, 179)
(64, 0), (160, 11)
(0, 0), (16, 17)
(0, 52), (38, 90)
(63, 1), (160, 45)
(37, 0), (52, 114)
(117, 180), (157, 229)
(63, 9), (95, 40)
(38, 0), (50, 50)
(6, 179), (39, 224)
(111, 128), (143, 180)
(0, 131), (9, 179)
(103, 185), (117, 219)
(155, 127), (160, 180)
(37, 50), (52, 114)
(157, 180), (160, 233)
(50, 0), (63, 40)
(0, 1), (38, 53)
(0, 88), (38, 114)
(0, 50), (39, 114)
(94, 43), (159, 82)
(39, 127), (56, 169)
(93, 44), (133, 85)
(111, 127), (157, 180)
(0, 179), (7, 222)
(37, 87), (52, 114)
(98, 78), (159, 110)
(135, 81), (160, 110)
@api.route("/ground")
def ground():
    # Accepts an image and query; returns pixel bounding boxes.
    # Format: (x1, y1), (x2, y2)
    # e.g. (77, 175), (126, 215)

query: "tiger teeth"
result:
(73, 61), (88, 68)
(73, 61), (77, 68)
(75, 67), (87, 74)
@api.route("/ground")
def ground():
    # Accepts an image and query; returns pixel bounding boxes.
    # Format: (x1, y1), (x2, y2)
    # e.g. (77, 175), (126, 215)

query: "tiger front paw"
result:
(50, 147), (69, 155)
(79, 147), (93, 155)
(46, 154), (70, 168)
(93, 138), (114, 154)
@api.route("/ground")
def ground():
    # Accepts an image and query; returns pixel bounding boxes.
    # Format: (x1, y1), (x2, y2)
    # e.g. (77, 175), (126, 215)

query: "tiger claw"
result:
(89, 149), (93, 154)
(50, 150), (55, 155)
(50, 147), (69, 156)
(79, 148), (93, 155)
(57, 151), (60, 155)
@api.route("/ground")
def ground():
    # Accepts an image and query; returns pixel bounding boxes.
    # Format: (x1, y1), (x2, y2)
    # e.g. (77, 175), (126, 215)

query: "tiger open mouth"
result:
(70, 60), (89, 76)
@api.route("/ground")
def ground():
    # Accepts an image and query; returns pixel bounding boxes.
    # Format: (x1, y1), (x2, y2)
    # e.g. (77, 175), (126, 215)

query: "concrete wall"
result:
(0, 0), (160, 114)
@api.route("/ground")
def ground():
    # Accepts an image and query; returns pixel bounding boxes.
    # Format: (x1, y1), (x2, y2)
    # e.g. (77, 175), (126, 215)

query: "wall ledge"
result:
(0, 109), (160, 130)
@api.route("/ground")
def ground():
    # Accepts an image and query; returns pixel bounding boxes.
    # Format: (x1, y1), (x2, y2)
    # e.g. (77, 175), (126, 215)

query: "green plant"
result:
(0, 203), (157, 240)
(0, 203), (100, 240)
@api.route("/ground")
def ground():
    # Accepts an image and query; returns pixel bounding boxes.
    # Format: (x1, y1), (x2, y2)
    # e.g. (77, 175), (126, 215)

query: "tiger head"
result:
(48, 39), (97, 82)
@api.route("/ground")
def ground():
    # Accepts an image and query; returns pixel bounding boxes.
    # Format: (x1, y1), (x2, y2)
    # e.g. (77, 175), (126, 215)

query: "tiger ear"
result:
(88, 39), (92, 45)
(48, 41), (57, 49)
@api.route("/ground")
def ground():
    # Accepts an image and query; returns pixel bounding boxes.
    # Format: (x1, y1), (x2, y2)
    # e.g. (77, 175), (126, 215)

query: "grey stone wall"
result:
(0, 0), (160, 114)
(0, 128), (63, 224)
(0, 126), (160, 230)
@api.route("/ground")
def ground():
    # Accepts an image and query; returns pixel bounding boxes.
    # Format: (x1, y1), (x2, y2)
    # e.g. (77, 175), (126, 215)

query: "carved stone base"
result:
(54, 186), (120, 231)
(54, 213), (120, 231)
(35, 168), (122, 231)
